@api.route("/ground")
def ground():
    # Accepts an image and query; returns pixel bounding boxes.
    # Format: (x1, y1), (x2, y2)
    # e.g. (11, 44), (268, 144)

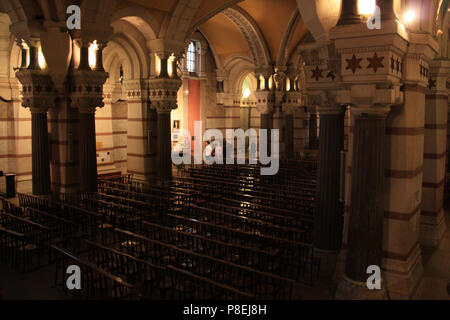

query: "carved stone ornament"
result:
(69, 70), (109, 114)
(16, 69), (56, 113)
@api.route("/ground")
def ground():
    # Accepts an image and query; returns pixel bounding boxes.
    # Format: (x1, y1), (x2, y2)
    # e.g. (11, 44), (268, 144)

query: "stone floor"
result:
(413, 212), (450, 300)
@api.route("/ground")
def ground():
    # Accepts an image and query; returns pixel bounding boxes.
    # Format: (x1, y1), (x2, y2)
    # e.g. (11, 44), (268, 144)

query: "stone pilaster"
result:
(124, 79), (157, 181)
(421, 59), (450, 246)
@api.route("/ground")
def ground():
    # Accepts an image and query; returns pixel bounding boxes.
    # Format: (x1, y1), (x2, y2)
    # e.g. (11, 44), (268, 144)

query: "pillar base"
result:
(383, 244), (424, 299)
(335, 276), (388, 300)
(420, 209), (447, 247)
(314, 248), (339, 278)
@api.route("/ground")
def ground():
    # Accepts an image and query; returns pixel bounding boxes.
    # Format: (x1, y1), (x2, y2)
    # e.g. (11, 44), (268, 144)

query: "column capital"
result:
(70, 69), (109, 112)
(16, 69), (55, 112)
(154, 101), (177, 114)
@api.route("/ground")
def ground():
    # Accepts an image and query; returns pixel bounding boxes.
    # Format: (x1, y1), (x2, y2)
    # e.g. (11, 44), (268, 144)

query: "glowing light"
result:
(286, 78), (291, 92)
(404, 10), (416, 23)
(168, 55), (174, 77)
(155, 54), (161, 76)
(38, 48), (46, 69)
(358, 0), (376, 15)
(89, 41), (98, 69)
(242, 88), (251, 99)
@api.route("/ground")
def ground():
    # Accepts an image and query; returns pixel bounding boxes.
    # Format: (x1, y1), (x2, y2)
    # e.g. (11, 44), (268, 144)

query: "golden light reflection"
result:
(358, 0), (376, 15)
(89, 41), (98, 69)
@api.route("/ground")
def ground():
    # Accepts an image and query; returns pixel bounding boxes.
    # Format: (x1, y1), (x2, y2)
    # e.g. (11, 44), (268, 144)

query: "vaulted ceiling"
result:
(121, 0), (310, 66)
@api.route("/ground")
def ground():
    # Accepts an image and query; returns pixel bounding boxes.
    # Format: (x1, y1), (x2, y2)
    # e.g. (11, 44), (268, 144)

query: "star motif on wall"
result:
(311, 66), (323, 81)
(367, 53), (384, 73)
(327, 71), (336, 81)
(428, 78), (436, 90)
(346, 54), (362, 74)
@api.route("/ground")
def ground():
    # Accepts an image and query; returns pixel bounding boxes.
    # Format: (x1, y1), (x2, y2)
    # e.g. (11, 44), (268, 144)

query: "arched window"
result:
(186, 42), (196, 73)
(242, 78), (251, 99)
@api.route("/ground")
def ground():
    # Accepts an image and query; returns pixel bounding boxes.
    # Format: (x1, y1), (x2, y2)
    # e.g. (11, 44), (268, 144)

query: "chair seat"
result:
(18, 244), (38, 251)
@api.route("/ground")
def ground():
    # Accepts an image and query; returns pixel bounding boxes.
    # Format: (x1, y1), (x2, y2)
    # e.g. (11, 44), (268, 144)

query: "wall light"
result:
(403, 10), (416, 23)
(38, 48), (46, 69)
(89, 41), (98, 69)
(358, 0), (376, 16)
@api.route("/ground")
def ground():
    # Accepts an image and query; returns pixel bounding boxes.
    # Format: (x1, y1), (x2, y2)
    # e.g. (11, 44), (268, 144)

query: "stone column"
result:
(314, 106), (345, 276)
(337, 0), (361, 26)
(148, 71), (182, 181)
(31, 109), (51, 195)
(70, 39), (109, 192)
(15, 39), (54, 196)
(78, 108), (98, 192)
(285, 111), (294, 159)
(336, 107), (389, 299)
(421, 59), (450, 246)
(309, 111), (318, 149)
(157, 108), (172, 181)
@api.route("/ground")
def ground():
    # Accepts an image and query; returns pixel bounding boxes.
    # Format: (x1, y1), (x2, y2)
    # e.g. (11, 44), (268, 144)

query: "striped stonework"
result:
(381, 84), (425, 299)
(126, 99), (158, 181)
(48, 104), (81, 193)
(421, 59), (450, 247)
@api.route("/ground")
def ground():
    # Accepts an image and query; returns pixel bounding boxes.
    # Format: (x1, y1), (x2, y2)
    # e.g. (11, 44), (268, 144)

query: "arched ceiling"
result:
(117, 0), (309, 67)
(198, 0), (309, 67)
(199, 14), (250, 64)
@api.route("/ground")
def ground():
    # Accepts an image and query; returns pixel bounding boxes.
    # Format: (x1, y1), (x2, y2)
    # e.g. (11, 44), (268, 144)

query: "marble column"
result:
(31, 109), (51, 195)
(157, 110), (172, 181)
(79, 110), (98, 192)
(314, 107), (345, 276)
(336, 108), (388, 299)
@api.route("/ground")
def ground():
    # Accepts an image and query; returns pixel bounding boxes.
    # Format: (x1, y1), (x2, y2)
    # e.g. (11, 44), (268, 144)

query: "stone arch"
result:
(277, 9), (301, 66)
(111, 6), (160, 41)
(221, 6), (271, 69)
(111, 20), (150, 78)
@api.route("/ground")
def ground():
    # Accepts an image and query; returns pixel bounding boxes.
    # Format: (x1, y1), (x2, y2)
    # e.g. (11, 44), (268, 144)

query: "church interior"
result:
(0, 0), (449, 301)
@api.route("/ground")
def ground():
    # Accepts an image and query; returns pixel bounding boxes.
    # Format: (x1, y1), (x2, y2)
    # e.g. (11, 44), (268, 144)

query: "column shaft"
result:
(79, 113), (98, 192)
(285, 113), (294, 159)
(346, 114), (386, 282)
(31, 112), (51, 195)
(314, 111), (345, 250)
(158, 112), (172, 180)
(337, 0), (361, 25)
(309, 113), (318, 149)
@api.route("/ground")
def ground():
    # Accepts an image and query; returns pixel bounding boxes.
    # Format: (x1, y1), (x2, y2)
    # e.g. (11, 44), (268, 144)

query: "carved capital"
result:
(16, 69), (55, 112)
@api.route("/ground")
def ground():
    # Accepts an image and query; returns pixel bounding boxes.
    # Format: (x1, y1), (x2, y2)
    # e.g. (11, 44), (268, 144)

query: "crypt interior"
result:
(0, 0), (449, 300)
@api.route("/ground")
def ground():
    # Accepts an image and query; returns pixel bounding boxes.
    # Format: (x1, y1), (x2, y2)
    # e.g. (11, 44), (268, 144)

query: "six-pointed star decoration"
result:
(428, 78), (436, 90)
(311, 66), (323, 81)
(367, 53), (384, 72)
(346, 54), (362, 74)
